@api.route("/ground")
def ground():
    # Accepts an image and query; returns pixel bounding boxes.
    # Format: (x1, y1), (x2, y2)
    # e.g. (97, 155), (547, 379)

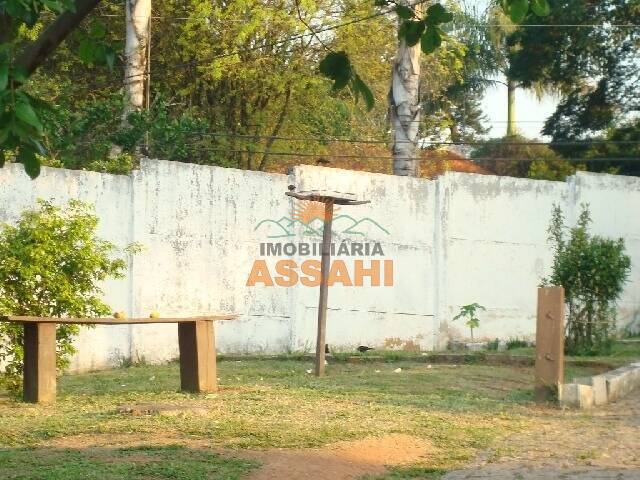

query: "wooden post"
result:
(23, 322), (57, 403)
(178, 320), (217, 392)
(315, 201), (334, 377)
(535, 286), (565, 402)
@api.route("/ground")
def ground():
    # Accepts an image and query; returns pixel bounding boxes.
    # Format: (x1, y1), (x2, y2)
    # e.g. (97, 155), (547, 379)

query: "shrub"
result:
(0, 200), (136, 392)
(472, 134), (579, 181)
(506, 338), (529, 350)
(543, 204), (631, 356)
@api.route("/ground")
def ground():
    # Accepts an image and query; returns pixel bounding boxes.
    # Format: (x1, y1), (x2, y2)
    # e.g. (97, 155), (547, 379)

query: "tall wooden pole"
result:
(315, 201), (334, 377)
(535, 286), (565, 402)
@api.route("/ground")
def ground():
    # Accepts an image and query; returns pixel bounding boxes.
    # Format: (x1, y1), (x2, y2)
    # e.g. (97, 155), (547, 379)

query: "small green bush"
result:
(0, 200), (137, 392)
(543, 204), (631, 356)
(506, 338), (529, 350)
(453, 303), (485, 341)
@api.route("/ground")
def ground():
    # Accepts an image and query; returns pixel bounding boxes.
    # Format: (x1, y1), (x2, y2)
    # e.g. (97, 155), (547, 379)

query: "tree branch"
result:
(0, 13), (12, 44)
(15, 0), (103, 77)
(258, 85), (292, 172)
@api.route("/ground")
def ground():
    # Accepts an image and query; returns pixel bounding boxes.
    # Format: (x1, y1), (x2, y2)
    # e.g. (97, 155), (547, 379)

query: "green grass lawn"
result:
(0, 345), (636, 479)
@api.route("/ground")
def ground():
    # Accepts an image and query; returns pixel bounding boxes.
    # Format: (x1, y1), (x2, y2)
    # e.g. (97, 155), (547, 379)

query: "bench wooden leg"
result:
(23, 322), (57, 403)
(178, 320), (217, 392)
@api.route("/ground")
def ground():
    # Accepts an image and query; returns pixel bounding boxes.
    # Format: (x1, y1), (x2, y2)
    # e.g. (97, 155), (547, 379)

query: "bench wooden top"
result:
(0, 315), (237, 325)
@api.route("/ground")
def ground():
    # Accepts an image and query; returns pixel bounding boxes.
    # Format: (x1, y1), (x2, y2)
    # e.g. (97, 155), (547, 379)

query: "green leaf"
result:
(89, 20), (107, 39)
(0, 127), (8, 146)
(530, 0), (551, 17)
(32, 140), (47, 156)
(395, 5), (413, 20)
(78, 39), (95, 64)
(15, 101), (44, 133)
(105, 49), (116, 71)
(421, 26), (442, 54)
(351, 74), (374, 111)
(506, 0), (529, 23)
(11, 66), (27, 84)
(319, 51), (352, 91)
(0, 63), (7, 91)
(18, 146), (40, 179)
(399, 20), (425, 47)
(425, 3), (453, 25)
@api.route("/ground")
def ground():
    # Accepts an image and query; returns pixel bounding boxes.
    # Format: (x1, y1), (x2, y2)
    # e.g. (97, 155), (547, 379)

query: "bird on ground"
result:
(357, 345), (374, 353)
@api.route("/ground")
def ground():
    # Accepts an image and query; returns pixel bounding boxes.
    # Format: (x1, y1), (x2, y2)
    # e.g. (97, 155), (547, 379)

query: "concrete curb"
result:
(559, 361), (640, 409)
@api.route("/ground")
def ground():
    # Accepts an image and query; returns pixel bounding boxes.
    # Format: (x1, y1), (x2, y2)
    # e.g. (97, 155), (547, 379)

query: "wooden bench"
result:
(0, 315), (236, 403)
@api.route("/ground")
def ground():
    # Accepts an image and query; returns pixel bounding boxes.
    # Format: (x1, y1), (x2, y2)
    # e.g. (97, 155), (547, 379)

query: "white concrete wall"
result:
(1, 159), (639, 371)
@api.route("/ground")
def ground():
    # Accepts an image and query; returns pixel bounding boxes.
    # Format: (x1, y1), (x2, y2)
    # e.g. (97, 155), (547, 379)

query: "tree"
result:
(0, 200), (136, 391)
(1, 0), (551, 178)
(543, 204), (631, 355)
(453, 302), (485, 341)
(123, 0), (151, 119)
(420, 5), (494, 143)
(472, 134), (578, 180)
(0, 0), (104, 177)
(581, 119), (640, 177)
(507, 0), (639, 144)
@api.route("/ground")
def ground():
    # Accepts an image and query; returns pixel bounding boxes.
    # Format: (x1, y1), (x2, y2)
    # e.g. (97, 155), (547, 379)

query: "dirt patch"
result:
(46, 432), (193, 449)
(44, 432), (432, 479)
(45, 432), (433, 479)
(240, 434), (434, 480)
(117, 403), (209, 417)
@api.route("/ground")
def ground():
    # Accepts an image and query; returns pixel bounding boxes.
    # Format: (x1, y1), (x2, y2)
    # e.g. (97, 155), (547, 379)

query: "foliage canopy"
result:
(0, 200), (136, 391)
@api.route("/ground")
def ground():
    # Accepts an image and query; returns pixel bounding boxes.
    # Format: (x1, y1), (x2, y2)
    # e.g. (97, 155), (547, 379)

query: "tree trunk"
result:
(123, 0), (151, 121)
(506, 78), (517, 136)
(391, 2), (422, 177)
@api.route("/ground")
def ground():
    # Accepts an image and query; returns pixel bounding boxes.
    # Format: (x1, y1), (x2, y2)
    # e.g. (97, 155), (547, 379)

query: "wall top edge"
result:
(4, 158), (638, 187)
(138, 158), (288, 180)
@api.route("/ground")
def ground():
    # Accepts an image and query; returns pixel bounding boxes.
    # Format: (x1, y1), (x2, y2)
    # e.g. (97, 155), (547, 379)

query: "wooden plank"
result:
(535, 286), (565, 402)
(315, 201), (334, 377)
(285, 191), (370, 205)
(178, 320), (217, 392)
(23, 322), (57, 403)
(1, 315), (237, 325)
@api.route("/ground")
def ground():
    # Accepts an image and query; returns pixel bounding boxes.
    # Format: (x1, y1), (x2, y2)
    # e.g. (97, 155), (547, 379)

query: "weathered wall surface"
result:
(1, 159), (638, 371)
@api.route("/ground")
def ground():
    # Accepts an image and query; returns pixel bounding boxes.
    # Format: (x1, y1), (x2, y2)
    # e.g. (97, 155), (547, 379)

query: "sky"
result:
(481, 80), (559, 140)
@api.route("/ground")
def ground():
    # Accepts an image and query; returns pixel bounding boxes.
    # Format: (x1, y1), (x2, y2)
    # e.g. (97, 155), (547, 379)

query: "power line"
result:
(95, 13), (640, 28)
(179, 146), (640, 162)
(166, 131), (640, 147)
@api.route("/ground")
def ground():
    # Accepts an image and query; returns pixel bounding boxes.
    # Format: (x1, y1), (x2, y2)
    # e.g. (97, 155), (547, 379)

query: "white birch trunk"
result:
(123, 0), (151, 120)
(390, 3), (422, 176)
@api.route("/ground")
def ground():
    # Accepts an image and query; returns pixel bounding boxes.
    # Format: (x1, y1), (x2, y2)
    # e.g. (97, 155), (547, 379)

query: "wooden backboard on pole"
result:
(286, 189), (370, 377)
(535, 286), (565, 402)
